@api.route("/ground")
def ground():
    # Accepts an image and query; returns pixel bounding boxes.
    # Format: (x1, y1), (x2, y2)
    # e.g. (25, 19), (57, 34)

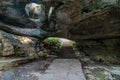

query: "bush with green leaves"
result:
(41, 37), (62, 56)
(43, 37), (61, 48)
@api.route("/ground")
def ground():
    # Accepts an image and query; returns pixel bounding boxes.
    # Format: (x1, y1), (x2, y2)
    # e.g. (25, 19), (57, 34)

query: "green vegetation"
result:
(43, 37), (62, 48)
(93, 68), (106, 80)
(85, 68), (107, 80)
(72, 41), (79, 51)
(116, 0), (120, 5)
(41, 37), (62, 56)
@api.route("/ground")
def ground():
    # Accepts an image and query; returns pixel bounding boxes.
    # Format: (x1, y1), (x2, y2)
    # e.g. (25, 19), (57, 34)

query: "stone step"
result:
(60, 46), (76, 58)
(39, 59), (86, 80)
(0, 58), (31, 70)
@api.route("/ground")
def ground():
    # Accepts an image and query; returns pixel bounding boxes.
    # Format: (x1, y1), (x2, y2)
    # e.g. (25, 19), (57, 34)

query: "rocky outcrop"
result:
(77, 39), (120, 64)
(0, 32), (14, 56)
(70, 7), (120, 40)
(55, 3), (120, 40)
(54, 0), (120, 63)
(0, 0), (35, 28)
(0, 30), (38, 58)
(0, 58), (30, 70)
(0, 0), (120, 63)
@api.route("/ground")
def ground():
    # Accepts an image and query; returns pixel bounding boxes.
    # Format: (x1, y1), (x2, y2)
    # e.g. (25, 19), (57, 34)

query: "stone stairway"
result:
(60, 46), (76, 58)
(59, 38), (76, 58)
(39, 59), (86, 80)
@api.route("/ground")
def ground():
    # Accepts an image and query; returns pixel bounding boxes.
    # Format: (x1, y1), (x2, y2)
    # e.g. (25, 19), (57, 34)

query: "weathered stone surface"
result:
(60, 46), (76, 58)
(77, 38), (120, 64)
(0, 0), (34, 28)
(102, 0), (117, 4)
(0, 43), (2, 53)
(84, 65), (120, 80)
(0, 30), (38, 57)
(0, 58), (30, 70)
(0, 59), (52, 80)
(55, 6), (120, 41)
(1, 38), (14, 56)
(52, 1), (120, 64)
(56, 0), (84, 24)
(40, 59), (86, 80)
(0, 0), (120, 64)
(0, 32), (14, 56)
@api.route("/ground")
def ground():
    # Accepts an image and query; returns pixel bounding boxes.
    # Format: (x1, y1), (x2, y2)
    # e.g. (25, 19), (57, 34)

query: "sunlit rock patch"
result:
(0, 31), (14, 56)
(19, 37), (33, 44)
(0, 30), (38, 58)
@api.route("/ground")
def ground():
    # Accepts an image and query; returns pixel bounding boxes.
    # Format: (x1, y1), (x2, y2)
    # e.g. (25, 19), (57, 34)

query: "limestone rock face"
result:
(56, 0), (84, 24)
(0, 30), (38, 58)
(0, 0), (120, 63)
(77, 38), (120, 64)
(0, 43), (2, 53)
(54, 0), (120, 40)
(53, 0), (120, 63)
(0, 0), (35, 28)
(11, 36), (37, 58)
(0, 32), (14, 56)
(102, 0), (117, 4)
(2, 39), (14, 56)
(54, 0), (85, 38)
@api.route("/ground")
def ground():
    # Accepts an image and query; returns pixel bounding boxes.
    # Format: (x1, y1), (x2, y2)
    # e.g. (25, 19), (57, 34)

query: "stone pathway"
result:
(39, 59), (86, 80)
(0, 59), (86, 80)
(0, 60), (52, 80)
(60, 46), (76, 58)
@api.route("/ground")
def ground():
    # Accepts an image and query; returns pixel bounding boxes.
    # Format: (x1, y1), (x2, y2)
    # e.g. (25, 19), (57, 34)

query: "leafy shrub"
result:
(43, 37), (61, 48)
(41, 37), (62, 56)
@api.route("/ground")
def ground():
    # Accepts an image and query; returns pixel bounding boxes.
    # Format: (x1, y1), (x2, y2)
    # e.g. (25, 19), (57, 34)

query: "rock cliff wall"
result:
(0, 0), (120, 63)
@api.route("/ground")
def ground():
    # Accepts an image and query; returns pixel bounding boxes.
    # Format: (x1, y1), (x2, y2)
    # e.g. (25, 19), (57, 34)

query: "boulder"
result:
(1, 38), (14, 56)
(0, 32), (14, 56)
(54, 0), (120, 63)
(0, 30), (38, 57)
(0, 0), (35, 28)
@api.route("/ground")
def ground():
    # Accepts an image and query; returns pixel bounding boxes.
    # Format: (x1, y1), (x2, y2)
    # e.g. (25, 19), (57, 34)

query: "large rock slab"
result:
(0, 58), (30, 70)
(0, 30), (38, 58)
(40, 59), (86, 80)
(0, 32), (14, 56)
(84, 64), (120, 80)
